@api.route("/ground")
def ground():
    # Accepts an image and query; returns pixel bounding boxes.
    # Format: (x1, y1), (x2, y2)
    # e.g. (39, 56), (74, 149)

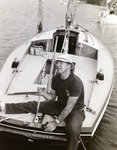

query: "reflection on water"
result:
(0, 0), (117, 150)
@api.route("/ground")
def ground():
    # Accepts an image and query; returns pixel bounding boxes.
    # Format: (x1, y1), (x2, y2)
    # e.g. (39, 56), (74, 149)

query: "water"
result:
(0, 0), (117, 150)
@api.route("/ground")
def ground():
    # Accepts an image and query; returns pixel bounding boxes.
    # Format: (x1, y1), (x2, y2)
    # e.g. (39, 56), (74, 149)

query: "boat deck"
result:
(8, 54), (47, 94)
(0, 53), (98, 133)
(7, 54), (97, 105)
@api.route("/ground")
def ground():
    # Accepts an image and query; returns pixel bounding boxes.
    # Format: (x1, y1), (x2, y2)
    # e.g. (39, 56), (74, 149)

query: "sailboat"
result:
(0, 0), (114, 147)
(98, 0), (117, 24)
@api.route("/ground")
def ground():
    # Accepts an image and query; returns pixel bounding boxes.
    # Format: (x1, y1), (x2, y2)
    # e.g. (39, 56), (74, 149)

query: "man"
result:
(0, 54), (85, 150)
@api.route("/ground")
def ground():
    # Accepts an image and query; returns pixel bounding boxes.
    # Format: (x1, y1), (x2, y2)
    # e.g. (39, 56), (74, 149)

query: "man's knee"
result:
(66, 123), (81, 135)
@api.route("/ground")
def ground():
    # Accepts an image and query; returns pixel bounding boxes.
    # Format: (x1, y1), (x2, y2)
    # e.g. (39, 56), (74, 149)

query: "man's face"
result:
(55, 60), (71, 74)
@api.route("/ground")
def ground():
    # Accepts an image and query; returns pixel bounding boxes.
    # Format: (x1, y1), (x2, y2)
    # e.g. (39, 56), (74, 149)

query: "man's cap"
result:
(55, 54), (74, 69)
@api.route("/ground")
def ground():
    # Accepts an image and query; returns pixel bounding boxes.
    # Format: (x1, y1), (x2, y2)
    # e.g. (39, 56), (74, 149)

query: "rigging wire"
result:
(12, 12), (37, 38)
(2, 10), (37, 46)
(3, 1), (63, 46)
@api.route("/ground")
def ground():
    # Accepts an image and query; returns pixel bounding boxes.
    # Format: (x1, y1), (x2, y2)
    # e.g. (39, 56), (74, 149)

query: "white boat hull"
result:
(98, 14), (117, 24)
(0, 25), (114, 144)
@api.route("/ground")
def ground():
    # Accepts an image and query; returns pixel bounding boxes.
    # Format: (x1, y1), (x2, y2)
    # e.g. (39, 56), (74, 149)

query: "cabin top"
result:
(30, 29), (98, 60)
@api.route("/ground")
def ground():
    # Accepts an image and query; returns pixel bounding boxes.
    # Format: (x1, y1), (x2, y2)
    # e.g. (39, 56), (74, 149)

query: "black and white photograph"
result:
(0, 0), (117, 150)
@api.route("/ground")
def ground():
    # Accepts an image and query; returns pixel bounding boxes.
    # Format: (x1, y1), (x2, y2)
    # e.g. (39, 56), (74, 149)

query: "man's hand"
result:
(44, 121), (57, 132)
(37, 87), (45, 96)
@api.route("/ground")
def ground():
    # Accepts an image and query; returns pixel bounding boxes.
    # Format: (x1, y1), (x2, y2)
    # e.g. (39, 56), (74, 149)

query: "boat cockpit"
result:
(29, 29), (98, 60)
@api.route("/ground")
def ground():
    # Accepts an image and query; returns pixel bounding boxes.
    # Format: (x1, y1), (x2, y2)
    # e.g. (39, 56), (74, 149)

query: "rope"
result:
(0, 11), (37, 47)
(6, 11), (37, 45)
(13, 12), (37, 38)
(2, 1), (63, 46)
(41, 7), (59, 22)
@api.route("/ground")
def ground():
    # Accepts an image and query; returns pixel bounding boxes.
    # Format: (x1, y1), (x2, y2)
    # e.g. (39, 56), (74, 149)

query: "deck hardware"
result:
(28, 139), (34, 142)
(92, 69), (104, 84)
(22, 121), (29, 126)
(86, 106), (96, 115)
(77, 102), (96, 115)
(96, 69), (104, 81)
(11, 57), (19, 69)
(33, 113), (43, 124)
(25, 94), (29, 99)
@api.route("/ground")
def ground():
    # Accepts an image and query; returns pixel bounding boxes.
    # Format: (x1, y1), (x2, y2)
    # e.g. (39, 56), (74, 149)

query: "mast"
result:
(37, 0), (43, 33)
(62, 0), (78, 54)
(65, 0), (78, 29)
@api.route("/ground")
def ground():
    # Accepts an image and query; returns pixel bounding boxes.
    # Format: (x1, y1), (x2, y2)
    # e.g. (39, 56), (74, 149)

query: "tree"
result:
(87, 0), (103, 5)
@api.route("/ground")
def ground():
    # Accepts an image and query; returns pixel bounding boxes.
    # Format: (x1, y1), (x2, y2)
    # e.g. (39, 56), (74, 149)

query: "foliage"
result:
(87, 0), (103, 5)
